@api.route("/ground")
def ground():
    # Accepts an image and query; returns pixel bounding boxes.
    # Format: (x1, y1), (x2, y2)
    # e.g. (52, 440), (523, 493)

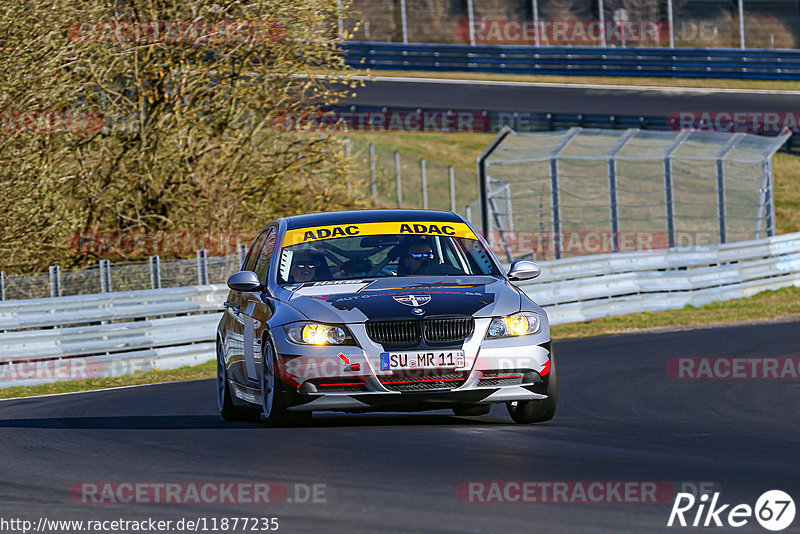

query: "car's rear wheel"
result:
(506, 351), (558, 424)
(261, 337), (312, 428)
(217, 341), (261, 422)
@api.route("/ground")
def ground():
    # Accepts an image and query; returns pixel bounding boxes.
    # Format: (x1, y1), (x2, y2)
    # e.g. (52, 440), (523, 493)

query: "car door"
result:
(241, 227), (278, 387)
(226, 229), (270, 386)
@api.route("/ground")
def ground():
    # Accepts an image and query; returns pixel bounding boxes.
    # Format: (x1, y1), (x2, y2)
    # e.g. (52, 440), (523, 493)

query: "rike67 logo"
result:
(668, 490), (795, 531)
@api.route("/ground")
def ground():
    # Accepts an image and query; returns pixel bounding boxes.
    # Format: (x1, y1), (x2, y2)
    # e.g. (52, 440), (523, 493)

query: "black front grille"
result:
(309, 379), (368, 393)
(366, 317), (474, 346)
(423, 317), (474, 343)
(478, 369), (526, 387)
(380, 371), (470, 392)
(366, 320), (420, 345)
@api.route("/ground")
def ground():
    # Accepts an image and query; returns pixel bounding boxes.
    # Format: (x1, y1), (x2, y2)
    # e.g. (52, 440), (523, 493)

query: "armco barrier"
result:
(342, 41), (800, 80)
(1, 233), (799, 388)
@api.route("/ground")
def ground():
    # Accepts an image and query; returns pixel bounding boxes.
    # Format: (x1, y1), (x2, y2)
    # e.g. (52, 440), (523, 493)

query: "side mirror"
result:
(227, 271), (263, 292)
(507, 260), (541, 282)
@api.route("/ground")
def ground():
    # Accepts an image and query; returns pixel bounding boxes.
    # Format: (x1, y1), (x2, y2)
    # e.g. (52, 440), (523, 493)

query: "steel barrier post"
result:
(336, 0), (344, 40)
(400, 0), (408, 44)
(197, 249), (209, 286)
(467, 0), (476, 46)
(237, 243), (248, 268)
(477, 126), (514, 237)
(607, 129), (638, 252)
(667, 0), (675, 48)
(395, 151), (402, 207)
(99, 259), (112, 293)
(663, 131), (690, 248)
(449, 165), (456, 212)
(369, 143), (377, 202)
(0, 271), (5, 301)
(737, 0), (745, 49)
(716, 133), (744, 244)
(421, 158), (428, 209)
(345, 139), (352, 190)
(150, 256), (162, 289)
(548, 128), (582, 259)
(49, 266), (61, 298)
(766, 158), (776, 237)
(598, 0), (607, 47)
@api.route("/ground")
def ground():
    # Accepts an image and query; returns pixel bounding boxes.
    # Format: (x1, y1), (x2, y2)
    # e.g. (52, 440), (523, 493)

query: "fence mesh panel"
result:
(207, 255), (242, 284)
(3, 273), (51, 300)
(60, 266), (103, 296)
(111, 262), (155, 292)
(482, 127), (789, 261)
(345, 0), (800, 48)
(159, 258), (202, 288)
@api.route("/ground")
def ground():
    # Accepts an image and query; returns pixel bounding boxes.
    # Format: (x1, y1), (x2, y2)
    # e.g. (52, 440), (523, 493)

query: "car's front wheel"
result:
(261, 337), (312, 428)
(507, 351), (558, 424)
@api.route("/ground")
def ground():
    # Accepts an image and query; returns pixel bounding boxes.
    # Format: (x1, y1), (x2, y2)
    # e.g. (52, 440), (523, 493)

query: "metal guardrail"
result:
(342, 41), (800, 80)
(0, 285), (227, 388)
(522, 233), (800, 323)
(1, 233), (799, 388)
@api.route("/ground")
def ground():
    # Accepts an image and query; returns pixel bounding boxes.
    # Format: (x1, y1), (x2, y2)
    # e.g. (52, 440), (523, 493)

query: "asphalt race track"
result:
(342, 76), (800, 117)
(1, 320), (798, 533)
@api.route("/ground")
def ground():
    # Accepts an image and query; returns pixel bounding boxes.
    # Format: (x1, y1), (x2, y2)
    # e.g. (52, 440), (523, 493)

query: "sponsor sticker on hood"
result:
(289, 280), (375, 299)
(283, 221), (478, 246)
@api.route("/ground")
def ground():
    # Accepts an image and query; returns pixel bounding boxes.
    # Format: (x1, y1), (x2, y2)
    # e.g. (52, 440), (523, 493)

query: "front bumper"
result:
(271, 318), (553, 413)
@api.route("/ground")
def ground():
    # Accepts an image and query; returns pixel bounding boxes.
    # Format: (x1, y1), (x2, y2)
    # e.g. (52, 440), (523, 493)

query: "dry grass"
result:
(552, 286), (800, 339)
(0, 361), (215, 400)
(774, 152), (800, 234)
(342, 69), (800, 92)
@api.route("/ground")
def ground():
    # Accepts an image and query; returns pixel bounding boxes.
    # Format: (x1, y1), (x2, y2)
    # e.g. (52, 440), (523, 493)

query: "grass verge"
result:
(0, 360), (215, 400)
(346, 69), (800, 92)
(552, 285), (800, 339)
(2, 286), (799, 400)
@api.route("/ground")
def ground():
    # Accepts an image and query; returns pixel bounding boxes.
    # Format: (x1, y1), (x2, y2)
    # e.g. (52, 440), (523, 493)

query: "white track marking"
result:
(0, 378), (210, 402)
(327, 74), (800, 96)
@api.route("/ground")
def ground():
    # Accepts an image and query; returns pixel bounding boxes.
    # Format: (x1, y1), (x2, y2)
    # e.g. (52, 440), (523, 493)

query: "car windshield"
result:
(277, 222), (500, 284)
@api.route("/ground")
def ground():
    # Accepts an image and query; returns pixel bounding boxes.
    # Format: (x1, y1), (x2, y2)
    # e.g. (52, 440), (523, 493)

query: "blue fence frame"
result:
(341, 41), (800, 80)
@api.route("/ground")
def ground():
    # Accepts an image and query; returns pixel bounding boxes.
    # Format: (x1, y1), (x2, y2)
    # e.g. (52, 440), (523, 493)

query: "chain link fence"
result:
(475, 127), (790, 261)
(345, 138), (477, 213)
(1, 254), (242, 301)
(343, 0), (800, 49)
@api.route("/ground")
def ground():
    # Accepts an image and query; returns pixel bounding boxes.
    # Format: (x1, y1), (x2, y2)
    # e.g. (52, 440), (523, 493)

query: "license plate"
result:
(380, 351), (465, 371)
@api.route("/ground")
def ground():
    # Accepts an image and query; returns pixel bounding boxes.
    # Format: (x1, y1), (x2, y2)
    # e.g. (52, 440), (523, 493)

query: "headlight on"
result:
(286, 323), (351, 345)
(487, 313), (541, 338)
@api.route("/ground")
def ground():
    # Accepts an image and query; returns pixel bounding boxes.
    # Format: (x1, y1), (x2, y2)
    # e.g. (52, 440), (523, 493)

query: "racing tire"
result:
(506, 350), (558, 424)
(217, 341), (261, 422)
(261, 338), (312, 428)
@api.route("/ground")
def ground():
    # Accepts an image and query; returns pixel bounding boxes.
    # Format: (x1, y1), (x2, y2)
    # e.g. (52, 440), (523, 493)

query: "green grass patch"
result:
(552, 285), (800, 339)
(0, 360), (215, 400)
(344, 131), (492, 172)
(347, 69), (800, 91)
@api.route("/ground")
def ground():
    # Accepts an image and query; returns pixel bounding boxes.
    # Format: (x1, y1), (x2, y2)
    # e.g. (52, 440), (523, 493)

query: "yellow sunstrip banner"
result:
(282, 221), (478, 246)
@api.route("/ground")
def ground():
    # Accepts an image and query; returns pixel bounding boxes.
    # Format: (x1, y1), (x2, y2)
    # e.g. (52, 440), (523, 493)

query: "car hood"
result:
(275, 276), (521, 324)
